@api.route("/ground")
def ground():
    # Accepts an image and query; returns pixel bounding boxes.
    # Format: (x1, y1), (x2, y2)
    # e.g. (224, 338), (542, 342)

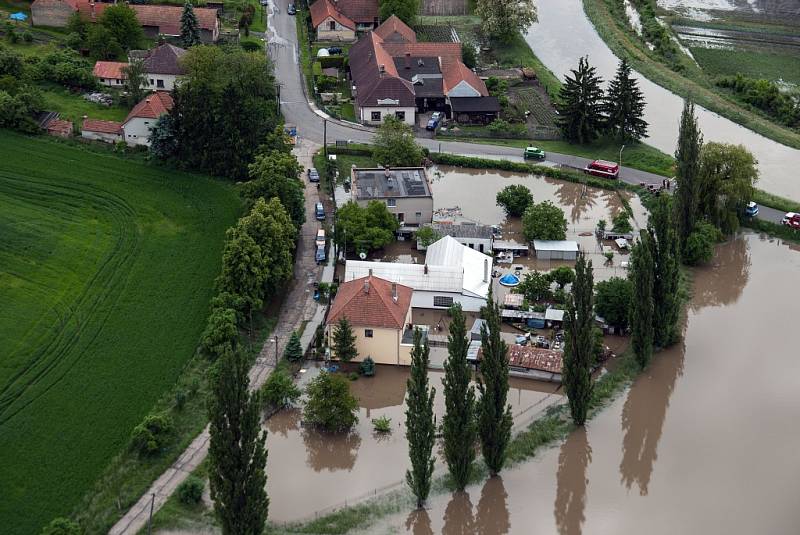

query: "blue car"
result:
(745, 201), (759, 217)
(426, 111), (443, 131)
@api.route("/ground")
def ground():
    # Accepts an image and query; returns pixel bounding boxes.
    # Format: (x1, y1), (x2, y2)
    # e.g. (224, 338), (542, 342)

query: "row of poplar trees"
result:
(404, 291), (514, 508)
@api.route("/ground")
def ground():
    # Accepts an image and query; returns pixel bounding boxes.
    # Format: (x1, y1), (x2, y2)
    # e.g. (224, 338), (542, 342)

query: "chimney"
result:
(368, 268), (373, 277)
(391, 282), (398, 303)
(483, 258), (489, 283)
(364, 277), (370, 294)
(404, 52), (411, 69)
(424, 264), (429, 275)
(379, 64), (385, 77)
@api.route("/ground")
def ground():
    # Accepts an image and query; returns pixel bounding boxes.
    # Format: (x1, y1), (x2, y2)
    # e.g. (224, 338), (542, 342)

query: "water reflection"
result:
(690, 234), (750, 310)
(549, 178), (599, 224)
(442, 492), (475, 535)
(475, 477), (511, 535)
(554, 427), (591, 535)
(405, 509), (434, 535)
(267, 407), (301, 438)
(302, 427), (361, 472)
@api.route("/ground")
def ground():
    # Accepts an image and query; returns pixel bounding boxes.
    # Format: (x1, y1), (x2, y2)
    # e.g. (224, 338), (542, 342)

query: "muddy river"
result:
(525, 0), (800, 200)
(360, 231), (800, 534)
(265, 364), (563, 523)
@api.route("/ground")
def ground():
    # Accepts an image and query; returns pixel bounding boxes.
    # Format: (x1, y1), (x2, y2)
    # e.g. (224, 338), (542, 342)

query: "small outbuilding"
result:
(82, 119), (123, 143)
(532, 240), (579, 260)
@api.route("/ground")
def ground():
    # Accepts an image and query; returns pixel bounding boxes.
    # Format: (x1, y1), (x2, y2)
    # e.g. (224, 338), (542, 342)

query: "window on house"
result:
(479, 244), (484, 253)
(99, 78), (105, 83)
(156, 79), (164, 88)
(387, 199), (397, 207)
(329, 20), (336, 30)
(149, 79), (154, 85)
(371, 111), (381, 122)
(415, 212), (422, 219)
(365, 329), (373, 338)
(395, 111), (405, 121)
(397, 213), (404, 222)
(433, 296), (454, 308)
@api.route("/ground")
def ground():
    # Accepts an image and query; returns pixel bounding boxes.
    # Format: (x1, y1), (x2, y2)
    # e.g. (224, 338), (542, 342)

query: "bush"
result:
(41, 517), (80, 535)
(359, 356), (376, 376)
(372, 415), (392, 433)
(22, 31), (33, 44)
(240, 40), (261, 52)
(496, 184), (533, 217)
(303, 371), (359, 432)
(130, 412), (174, 456)
(177, 476), (204, 505)
(684, 222), (721, 266)
(260, 367), (301, 409)
(612, 211), (633, 233)
(348, 371), (359, 381)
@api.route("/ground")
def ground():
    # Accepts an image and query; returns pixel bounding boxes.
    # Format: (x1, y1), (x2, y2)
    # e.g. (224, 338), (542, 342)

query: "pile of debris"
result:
(83, 92), (114, 106)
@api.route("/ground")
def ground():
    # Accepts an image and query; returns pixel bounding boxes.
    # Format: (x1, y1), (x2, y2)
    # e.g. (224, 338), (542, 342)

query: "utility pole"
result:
(146, 493), (155, 535)
(619, 144), (626, 172)
(323, 118), (328, 159)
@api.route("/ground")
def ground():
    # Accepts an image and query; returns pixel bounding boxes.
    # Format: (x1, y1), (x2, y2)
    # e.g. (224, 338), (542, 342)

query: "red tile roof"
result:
(381, 42), (461, 58)
(440, 56), (488, 96)
(75, 0), (108, 21)
(373, 15), (416, 43)
(124, 91), (173, 123)
(131, 4), (218, 35)
(327, 276), (412, 330)
(506, 345), (564, 374)
(46, 119), (73, 136)
(93, 61), (128, 80)
(337, 0), (378, 24)
(309, 0), (355, 30)
(82, 119), (122, 134)
(349, 32), (416, 107)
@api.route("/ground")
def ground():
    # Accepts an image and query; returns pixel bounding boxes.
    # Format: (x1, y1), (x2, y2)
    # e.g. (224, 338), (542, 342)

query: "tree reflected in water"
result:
(554, 426), (592, 535)
(442, 491), (475, 535)
(690, 235), (750, 310)
(405, 508), (433, 535)
(302, 426), (361, 472)
(474, 476), (510, 535)
(266, 407), (301, 438)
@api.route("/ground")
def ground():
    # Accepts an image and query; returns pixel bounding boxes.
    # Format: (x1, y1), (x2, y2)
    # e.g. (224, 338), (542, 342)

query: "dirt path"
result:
(109, 139), (324, 535)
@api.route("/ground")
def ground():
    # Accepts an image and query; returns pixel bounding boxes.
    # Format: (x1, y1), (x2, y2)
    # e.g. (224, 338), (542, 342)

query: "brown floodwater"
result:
(265, 364), (563, 523)
(363, 231), (800, 534)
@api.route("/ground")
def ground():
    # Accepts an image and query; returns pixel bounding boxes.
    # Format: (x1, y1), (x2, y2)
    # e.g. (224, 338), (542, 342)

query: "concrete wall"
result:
(359, 105), (415, 126)
(122, 117), (157, 146)
(31, 1), (74, 27)
(145, 72), (178, 91)
(82, 131), (122, 143)
(315, 17), (355, 41)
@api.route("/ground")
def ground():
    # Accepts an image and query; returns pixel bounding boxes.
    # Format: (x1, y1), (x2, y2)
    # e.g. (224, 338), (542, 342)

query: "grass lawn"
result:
(690, 47), (800, 86)
(0, 130), (240, 535)
(39, 86), (130, 125)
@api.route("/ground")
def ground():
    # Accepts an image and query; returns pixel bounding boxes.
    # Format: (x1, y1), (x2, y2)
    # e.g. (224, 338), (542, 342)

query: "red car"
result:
(585, 160), (620, 179)
(782, 212), (800, 229)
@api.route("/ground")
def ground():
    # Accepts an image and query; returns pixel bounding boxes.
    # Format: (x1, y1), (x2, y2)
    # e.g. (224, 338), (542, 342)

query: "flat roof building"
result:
(532, 240), (580, 260)
(351, 167), (433, 228)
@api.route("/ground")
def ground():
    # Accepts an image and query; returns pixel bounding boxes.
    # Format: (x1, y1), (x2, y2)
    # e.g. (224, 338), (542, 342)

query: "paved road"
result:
(268, 2), (785, 225)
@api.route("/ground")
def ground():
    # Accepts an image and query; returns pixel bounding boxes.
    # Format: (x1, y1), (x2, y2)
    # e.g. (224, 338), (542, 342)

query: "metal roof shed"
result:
(532, 240), (579, 260)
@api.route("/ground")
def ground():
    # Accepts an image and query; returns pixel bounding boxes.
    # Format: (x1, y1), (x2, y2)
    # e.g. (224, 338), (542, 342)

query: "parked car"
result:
(308, 167), (320, 182)
(524, 146), (545, 160)
(426, 111), (444, 131)
(287, 3), (296, 14)
(327, 46), (343, 55)
(782, 212), (800, 229)
(315, 202), (325, 221)
(585, 160), (620, 179)
(315, 245), (326, 263)
(744, 201), (759, 217)
(316, 228), (326, 247)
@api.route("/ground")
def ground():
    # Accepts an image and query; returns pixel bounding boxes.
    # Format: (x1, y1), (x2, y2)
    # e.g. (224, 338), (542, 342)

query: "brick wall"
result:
(31, 0), (75, 27)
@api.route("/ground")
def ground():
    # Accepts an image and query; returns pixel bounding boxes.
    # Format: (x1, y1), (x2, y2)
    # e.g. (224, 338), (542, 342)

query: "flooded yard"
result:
(361, 231), (800, 534)
(265, 364), (563, 523)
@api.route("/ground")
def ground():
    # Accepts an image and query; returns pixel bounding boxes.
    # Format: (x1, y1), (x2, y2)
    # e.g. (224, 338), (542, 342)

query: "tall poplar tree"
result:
(442, 304), (476, 491)
(180, 2), (201, 47)
(563, 253), (594, 426)
(556, 56), (605, 144)
(405, 328), (436, 508)
(630, 231), (655, 368)
(649, 196), (681, 348)
(604, 58), (648, 141)
(477, 290), (513, 476)
(674, 99), (703, 243)
(208, 347), (268, 535)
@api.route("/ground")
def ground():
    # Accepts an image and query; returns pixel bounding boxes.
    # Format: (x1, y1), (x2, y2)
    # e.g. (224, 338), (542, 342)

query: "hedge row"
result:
(742, 218), (800, 243)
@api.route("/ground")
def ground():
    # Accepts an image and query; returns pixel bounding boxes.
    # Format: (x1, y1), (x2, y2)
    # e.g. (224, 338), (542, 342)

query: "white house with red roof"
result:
(326, 275), (417, 365)
(309, 0), (378, 41)
(121, 91), (173, 147)
(92, 61), (127, 87)
(81, 119), (123, 143)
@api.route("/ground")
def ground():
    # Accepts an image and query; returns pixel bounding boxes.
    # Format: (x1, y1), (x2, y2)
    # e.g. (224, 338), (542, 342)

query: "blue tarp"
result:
(498, 273), (520, 287)
(9, 12), (28, 21)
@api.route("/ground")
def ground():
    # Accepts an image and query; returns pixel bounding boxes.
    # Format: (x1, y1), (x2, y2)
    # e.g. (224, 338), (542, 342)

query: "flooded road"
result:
(364, 231), (800, 534)
(265, 364), (562, 523)
(525, 0), (800, 200)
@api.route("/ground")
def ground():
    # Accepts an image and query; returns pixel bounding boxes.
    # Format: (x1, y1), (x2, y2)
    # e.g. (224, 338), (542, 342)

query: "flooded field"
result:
(429, 165), (645, 283)
(363, 231), (800, 534)
(525, 0), (800, 200)
(265, 364), (562, 523)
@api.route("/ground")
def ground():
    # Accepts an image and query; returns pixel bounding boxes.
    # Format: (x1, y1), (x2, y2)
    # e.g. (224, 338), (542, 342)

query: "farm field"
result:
(0, 131), (240, 534)
(689, 47), (800, 86)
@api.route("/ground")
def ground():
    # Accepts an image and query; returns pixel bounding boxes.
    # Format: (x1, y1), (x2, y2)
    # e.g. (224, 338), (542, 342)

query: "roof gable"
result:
(373, 15), (416, 43)
(131, 4), (218, 35)
(309, 0), (355, 30)
(123, 91), (173, 123)
(93, 61), (128, 80)
(440, 56), (488, 96)
(327, 276), (412, 329)
(82, 119), (122, 134)
(141, 43), (187, 75)
(336, 0), (378, 24)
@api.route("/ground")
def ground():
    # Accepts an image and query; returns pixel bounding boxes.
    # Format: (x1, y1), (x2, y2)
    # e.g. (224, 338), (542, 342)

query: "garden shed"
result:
(532, 240), (579, 260)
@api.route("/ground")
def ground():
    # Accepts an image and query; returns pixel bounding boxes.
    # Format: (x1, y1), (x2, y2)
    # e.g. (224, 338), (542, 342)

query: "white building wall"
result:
(359, 106), (415, 126)
(447, 81), (481, 98)
(122, 117), (157, 147)
(316, 16), (356, 41)
(411, 291), (486, 312)
(97, 77), (125, 88)
(146, 73), (179, 91)
(82, 131), (122, 143)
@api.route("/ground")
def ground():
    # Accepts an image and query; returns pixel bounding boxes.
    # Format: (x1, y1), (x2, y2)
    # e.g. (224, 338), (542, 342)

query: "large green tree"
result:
(98, 4), (144, 51)
(208, 347), (269, 535)
(556, 56), (605, 144)
(303, 371), (359, 431)
(594, 277), (632, 330)
(239, 197), (296, 297)
(697, 142), (759, 234)
(648, 196), (681, 348)
(522, 201), (568, 241)
(563, 253), (594, 425)
(476, 0), (537, 44)
(548, 266), (575, 289)
(169, 47), (279, 180)
(604, 58), (648, 141)
(673, 99), (703, 243)
(630, 230), (655, 368)
(181, 2), (201, 47)
(216, 226), (268, 316)
(515, 271), (552, 302)
(442, 304), (476, 491)
(496, 184), (533, 217)
(372, 116), (423, 167)
(405, 328), (436, 508)
(333, 317), (358, 363)
(122, 59), (148, 105)
(200, 307), (239, 360)
(243, 150), (305, 228)
(476, 290), (513, 476)
(334, 200), (399, 254)
(379, 0), (419, 26)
